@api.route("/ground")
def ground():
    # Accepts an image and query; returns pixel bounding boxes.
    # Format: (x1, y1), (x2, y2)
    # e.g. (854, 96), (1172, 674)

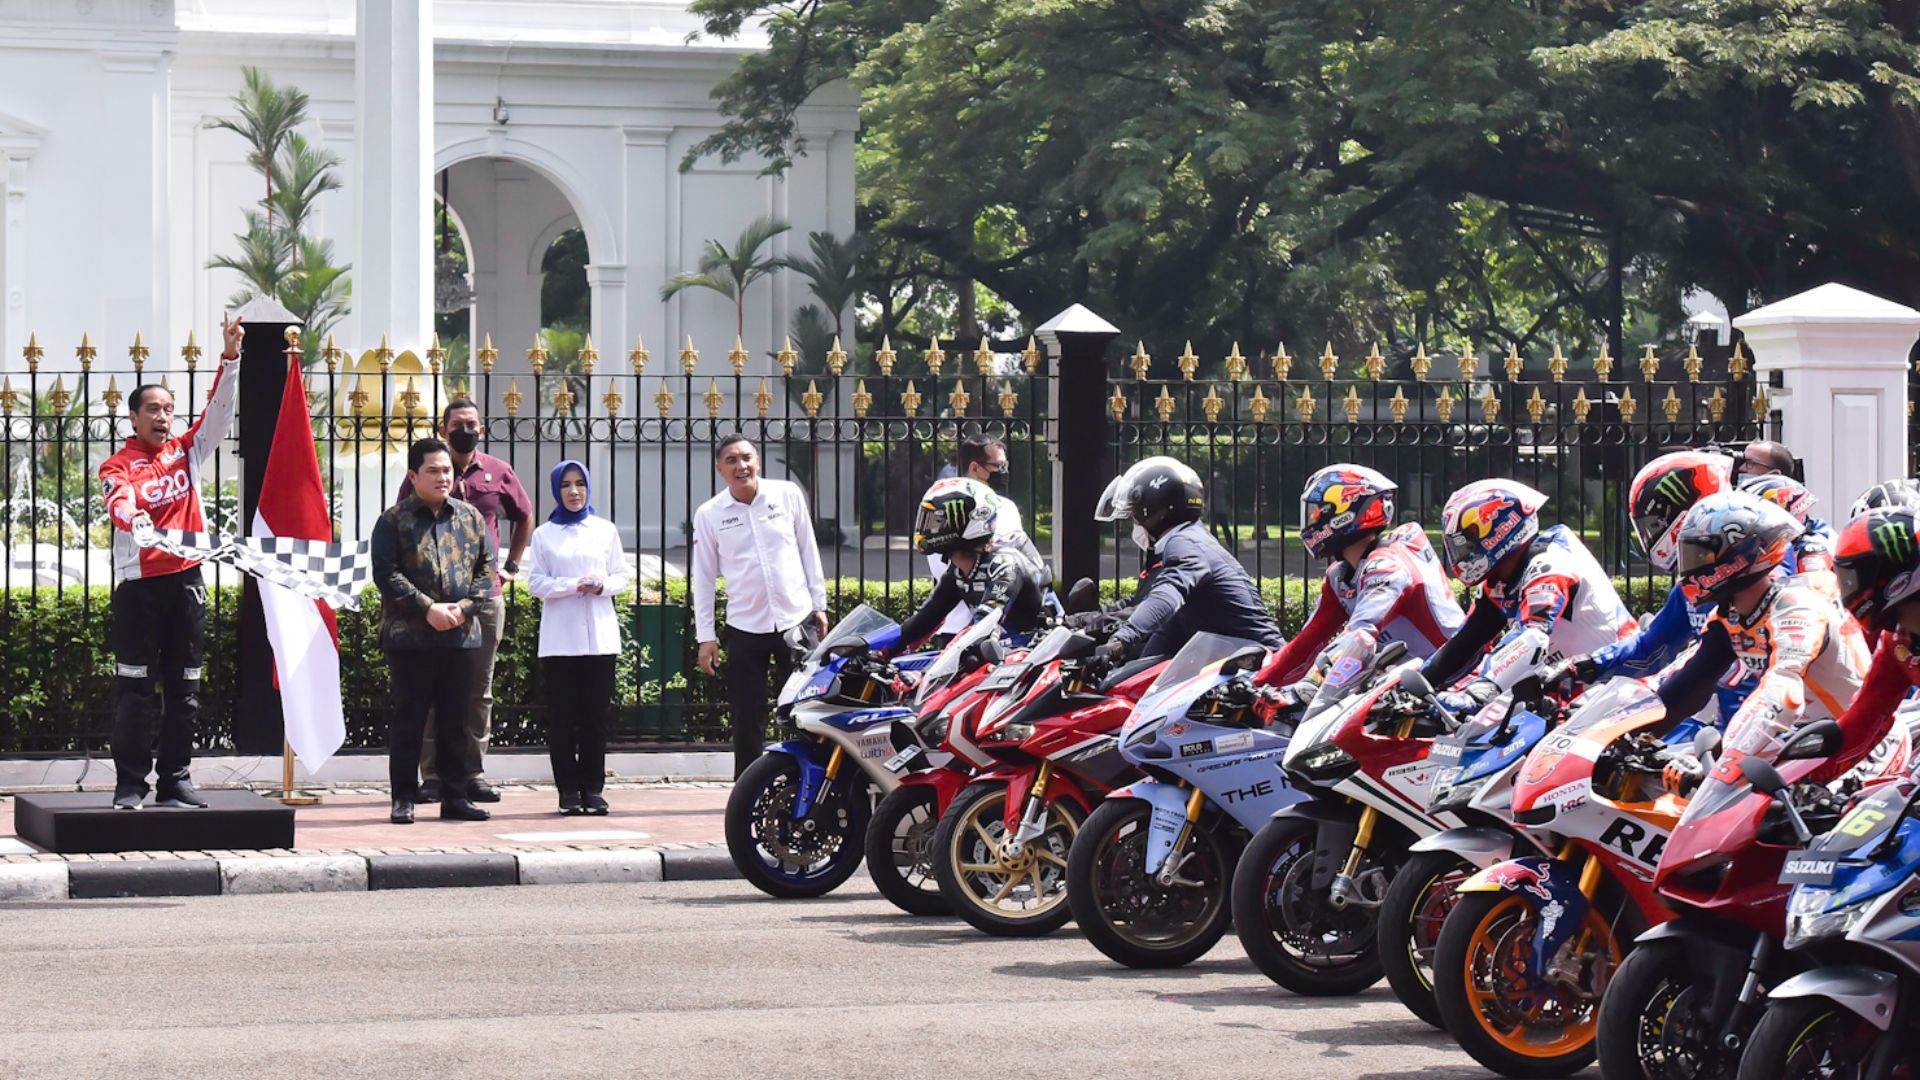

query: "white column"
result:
(353, 0), (433, 350)
(1733, 282), (1920, 515)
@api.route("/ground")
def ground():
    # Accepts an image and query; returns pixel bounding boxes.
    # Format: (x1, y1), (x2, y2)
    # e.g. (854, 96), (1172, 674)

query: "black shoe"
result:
(439, 798), (491, 822)
(112, 790), (144, 811)
(154, 782), (209, 809)
(470, 779), (502, 803)
(390, 799), (415, 825)
(581, 792), (610, 816)
(558, 790), (583, 816)
(417, 780), (442, 804)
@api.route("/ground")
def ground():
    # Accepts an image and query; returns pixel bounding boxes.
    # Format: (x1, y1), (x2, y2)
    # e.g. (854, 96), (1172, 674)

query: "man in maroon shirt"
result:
(395, 398), (532, 801)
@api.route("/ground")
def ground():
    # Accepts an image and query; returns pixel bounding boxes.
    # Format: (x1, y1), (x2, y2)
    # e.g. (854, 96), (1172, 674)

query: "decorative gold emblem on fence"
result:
(1271, 343), (1292, 381)
(1130, 342), (1151, 380)
(728, 335), (749, 376)
(925, 336), (945, 377)
(1363, 343), (1386, 381)
(1177, 341), (1199, 381)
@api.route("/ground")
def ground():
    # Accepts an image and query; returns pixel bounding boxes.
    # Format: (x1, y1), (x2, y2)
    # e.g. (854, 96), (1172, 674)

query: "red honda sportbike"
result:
(930, 628), (1165, 937)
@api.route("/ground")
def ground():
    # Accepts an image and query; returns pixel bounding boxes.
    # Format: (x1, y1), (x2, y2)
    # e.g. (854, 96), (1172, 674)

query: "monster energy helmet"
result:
(914, 476), (1000, 556)
(1629, 450), (1734, 572)
(1835, 507), (1920, 632)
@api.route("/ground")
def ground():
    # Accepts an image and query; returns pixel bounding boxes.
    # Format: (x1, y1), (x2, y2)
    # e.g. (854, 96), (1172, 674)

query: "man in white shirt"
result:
(693, 434), (831, 777)
(927, 436), (1046, 634)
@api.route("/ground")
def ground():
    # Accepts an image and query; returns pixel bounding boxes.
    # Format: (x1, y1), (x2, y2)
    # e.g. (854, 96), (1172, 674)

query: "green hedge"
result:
(0, 574), (1675, 754)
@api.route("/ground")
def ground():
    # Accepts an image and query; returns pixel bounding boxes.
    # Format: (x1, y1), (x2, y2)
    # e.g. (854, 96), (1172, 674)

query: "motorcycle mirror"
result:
(1395, 666), (1434, 699)
(1376, 640), (1409, 671)
(1065, 578), (1100, 615)
(977, 637), (1006, 666)
(1224, 646), (1267, 675)
(1739, 754), (1790, 796)
(1058, 632), (1097, 660)
(1780, 719), (1843, 762)
(1693, 727), (1723, 764)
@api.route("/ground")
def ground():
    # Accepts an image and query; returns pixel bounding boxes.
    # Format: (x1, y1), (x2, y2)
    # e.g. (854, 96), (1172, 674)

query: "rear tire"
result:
(1377, 849), (1472, 1030)
(1737, 996), (1903, 1080)
(724, 751), (868, 899)
(1229, 815), (1383, 995)
(1067, 798), (1235, 969)
(1432, 888), (1619, 1077)
(864, 784), (950, 916)
(933, 780), (1084, 937)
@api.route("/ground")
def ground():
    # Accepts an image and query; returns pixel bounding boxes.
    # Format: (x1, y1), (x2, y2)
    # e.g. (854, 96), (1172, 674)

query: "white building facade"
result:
(0, 0), (858, 386)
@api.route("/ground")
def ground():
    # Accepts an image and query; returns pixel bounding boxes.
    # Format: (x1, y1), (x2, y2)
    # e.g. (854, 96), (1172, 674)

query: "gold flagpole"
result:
(279, 740), (321, 805)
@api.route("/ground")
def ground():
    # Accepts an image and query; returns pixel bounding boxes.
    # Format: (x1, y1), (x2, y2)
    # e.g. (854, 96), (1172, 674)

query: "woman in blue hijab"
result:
(525, 460), (630, 814)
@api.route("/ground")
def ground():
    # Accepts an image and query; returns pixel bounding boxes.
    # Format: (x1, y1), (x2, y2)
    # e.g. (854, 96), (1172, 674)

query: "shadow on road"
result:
(989, 957), (1252, 983)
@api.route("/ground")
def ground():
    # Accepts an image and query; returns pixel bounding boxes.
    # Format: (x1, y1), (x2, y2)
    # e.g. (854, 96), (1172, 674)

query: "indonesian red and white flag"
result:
(254, 357), (346, 772)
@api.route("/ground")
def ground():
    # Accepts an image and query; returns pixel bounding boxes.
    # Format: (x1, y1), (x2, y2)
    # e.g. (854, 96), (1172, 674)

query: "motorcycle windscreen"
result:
(1130, 632), (1264, 725)
(915, 608), (1003, 706)
(807, 604), (898, 665)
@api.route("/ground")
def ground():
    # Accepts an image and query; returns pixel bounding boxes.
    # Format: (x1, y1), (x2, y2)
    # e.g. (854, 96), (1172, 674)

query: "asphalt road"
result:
(0, 876), (1507, 1080)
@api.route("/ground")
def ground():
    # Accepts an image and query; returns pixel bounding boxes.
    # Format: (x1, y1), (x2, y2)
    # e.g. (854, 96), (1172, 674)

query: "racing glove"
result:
(1539, 654), (1599, 698)
(1434, 678), (1499, 721)
(1093, 639), (1129, 665)
(1662, 752), (1705, 794)
(1254, 682), (1313, 727)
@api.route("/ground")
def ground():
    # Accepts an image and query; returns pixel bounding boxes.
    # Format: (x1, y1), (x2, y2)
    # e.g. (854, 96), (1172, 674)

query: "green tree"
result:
(206, 66), (352, 348)
(659, 214), (792, 339)
(779, 230), (865, 339)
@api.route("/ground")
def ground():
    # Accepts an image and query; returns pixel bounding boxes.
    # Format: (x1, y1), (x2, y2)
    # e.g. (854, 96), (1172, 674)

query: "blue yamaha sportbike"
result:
(724, 605), (938, 898)
(1066, 632), (1309, 968)
(1733, 753), (1920, 1080)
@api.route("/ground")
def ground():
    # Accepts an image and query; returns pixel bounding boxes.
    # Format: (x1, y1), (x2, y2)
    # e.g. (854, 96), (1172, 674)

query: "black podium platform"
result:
(13, 791), (296, 854)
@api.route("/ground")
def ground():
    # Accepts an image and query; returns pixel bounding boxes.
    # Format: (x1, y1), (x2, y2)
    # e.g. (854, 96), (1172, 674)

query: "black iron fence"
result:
(0, 326), (1770, 755)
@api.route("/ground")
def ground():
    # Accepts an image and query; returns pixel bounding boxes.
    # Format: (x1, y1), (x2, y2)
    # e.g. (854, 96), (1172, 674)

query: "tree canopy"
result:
(686, 0), (1920, 363)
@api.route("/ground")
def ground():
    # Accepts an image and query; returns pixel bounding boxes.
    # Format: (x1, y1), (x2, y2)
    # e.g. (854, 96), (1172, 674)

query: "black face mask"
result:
(984, 468), (1010, 493)
(447, 428), (481, 454)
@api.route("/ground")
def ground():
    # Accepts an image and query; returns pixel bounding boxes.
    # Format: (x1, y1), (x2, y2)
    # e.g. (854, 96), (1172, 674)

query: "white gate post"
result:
(1732, 283), (1919, 517)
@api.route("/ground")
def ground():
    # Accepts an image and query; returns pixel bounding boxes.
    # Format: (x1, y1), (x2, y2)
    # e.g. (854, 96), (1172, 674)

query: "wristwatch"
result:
(502, 558), (519, 574)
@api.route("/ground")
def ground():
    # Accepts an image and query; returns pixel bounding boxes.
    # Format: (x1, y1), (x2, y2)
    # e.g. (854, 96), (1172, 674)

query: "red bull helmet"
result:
(1299, 464), (1397, 561)
(1440, 479), (1547, 587)
(1737, 473), (1816, 526)
(1675, 491), (1801, 604)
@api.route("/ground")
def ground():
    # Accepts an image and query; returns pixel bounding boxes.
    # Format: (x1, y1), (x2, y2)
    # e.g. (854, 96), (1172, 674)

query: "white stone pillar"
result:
(1733, 282), (1920, 516)
(353, 0), (433, 350)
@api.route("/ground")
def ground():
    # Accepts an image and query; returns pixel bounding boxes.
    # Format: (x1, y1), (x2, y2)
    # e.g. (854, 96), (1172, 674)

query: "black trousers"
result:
(387, 649), (475, 801)
(543, 654), (614, 794)
(110, 567), (206, 797)
(725, 626), (795, 779)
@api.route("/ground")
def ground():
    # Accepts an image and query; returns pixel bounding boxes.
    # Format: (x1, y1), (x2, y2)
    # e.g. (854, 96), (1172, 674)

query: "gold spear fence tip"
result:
(1202, 384), (1224, 422)
(0, 377), (17, 416)
(1177, 341), (1199, 381)
(704, 379), (724, 418)
(1504, 343), (1523, 382)
(1480, 386), (1502, 424)
(1662, 386), (1683, 422)
(129, 332), (149, 370)
(579, 334), (598, 373)
(1272, 342), (1292, 381)
(900, 380), (923, 416)
(1250, 384), (1271, 422)
(1527, 387), (1547, 424)
(629, 334), (649, 375)
(1639, 344), (1660, 382)
(478, 334), (498, 373)
(777, 336), (798, 376)
(1295, 385), (1317, 422)
(680, 336), (698, 376)
(1225, 341), (1249, 382)
(1389, 386), (1409, 423)
(1363, 342), (1386, 381)
(850, 380), (870, 417)
(1730, 341), (1750, 381)
(76, 332), (97, 370)
(1022, 335), (1042, 375)
(602, 382), (624, 415)
(528, 334), (549, 373)
(1683, 342), (1702, 383)
(1572, 387), (1593, 423)
(729, 335), (749, 376)
(1319, 342), (1338, 381)
(1130, 341), (1151, 380)
(866, 336), (886, 376)
(1109, 387), (1128, 421)
(1754, 388), (1771, 416)
(1435, 386), (1456, 424)
(499, 379), (520, 416)
(102, 375), (123, 411)
(322, 334), (344, 372)
(949, 380), (971, 415)
(1457, 343), (1478, 382)
(1548, 342), (1569, 382)
(48, 375), (71, 414)
(925, 335), (945, 376)
(1154, 386), (1176, 421)
(426, 333), (445, 371)
(654, 381), (675, 416)
(974, 338), (995, 375)
(1343, 386), (1362, 424)
(553, 383), (576, 414)
(1594, 341), (1614, 382)
(754, 377), (775, 417)
(999, 380), (1020, 417)
(1707, 386), (1727, 422)
(1410, 341), (1431, 381)
(1618, 387), (1638, 422)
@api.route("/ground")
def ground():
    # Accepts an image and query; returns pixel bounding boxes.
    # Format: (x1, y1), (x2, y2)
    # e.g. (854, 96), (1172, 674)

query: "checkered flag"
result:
(141, 528), (373, 611)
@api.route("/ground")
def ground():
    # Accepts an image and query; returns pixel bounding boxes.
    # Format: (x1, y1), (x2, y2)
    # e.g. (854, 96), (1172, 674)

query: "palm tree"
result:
(269, 133), (343, 247)
(779, 231), (866, 340)
(208, 210), (292, 300)
(277, 235), (353, 345)
(659, 214), (791, 339)
(204, 66), (309, 224)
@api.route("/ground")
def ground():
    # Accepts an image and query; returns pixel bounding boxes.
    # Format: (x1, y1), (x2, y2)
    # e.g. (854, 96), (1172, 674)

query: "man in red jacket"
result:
(97, 313), (244, 809)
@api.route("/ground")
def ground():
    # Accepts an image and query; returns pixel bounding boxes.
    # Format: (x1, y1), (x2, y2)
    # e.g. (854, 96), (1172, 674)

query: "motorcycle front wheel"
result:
(1066, 798), (1235, 969)
(1432, 888), (1620, 1077)
(1595, 939), (1736, 1080)
(1377, 848), (1474, 1030)
(1229, 816), (1385, 995)
(863, 783), (951, 916)
(1737, 996), (1910, 1080)
(724, 751), (869, 899)
(933, 780), (1084, 937)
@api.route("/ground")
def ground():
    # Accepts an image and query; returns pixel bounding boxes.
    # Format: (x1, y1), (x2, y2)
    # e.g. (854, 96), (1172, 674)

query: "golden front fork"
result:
(1576, 851), (1603, 898)
(1338, 804), (1380, 881)
(1167, 783), (1207, 855)
(822, 744), (846, 782)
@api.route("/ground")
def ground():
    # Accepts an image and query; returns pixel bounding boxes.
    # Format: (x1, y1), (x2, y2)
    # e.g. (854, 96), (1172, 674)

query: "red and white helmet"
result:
(1440, 479), (1548, 587)
(1629, 451), (1734, 572)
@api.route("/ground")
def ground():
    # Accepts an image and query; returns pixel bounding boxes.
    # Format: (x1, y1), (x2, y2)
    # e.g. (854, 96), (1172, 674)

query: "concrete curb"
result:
(0, 845), (740, 901)
(661, 847), (738, 881)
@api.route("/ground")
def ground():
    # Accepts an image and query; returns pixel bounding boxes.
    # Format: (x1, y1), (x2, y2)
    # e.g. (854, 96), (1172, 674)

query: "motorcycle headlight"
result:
(1430, 776), (1486, 813)
(1123, 718), (1163, 750)
(1784, 892), (1866, 948)
(1294, 744), (1355, 781)
(984, 722), (1035, 743)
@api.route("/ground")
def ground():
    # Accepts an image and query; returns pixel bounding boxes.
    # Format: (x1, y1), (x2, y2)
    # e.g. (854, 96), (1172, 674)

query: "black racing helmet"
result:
(1120, 457), (1205, 538)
